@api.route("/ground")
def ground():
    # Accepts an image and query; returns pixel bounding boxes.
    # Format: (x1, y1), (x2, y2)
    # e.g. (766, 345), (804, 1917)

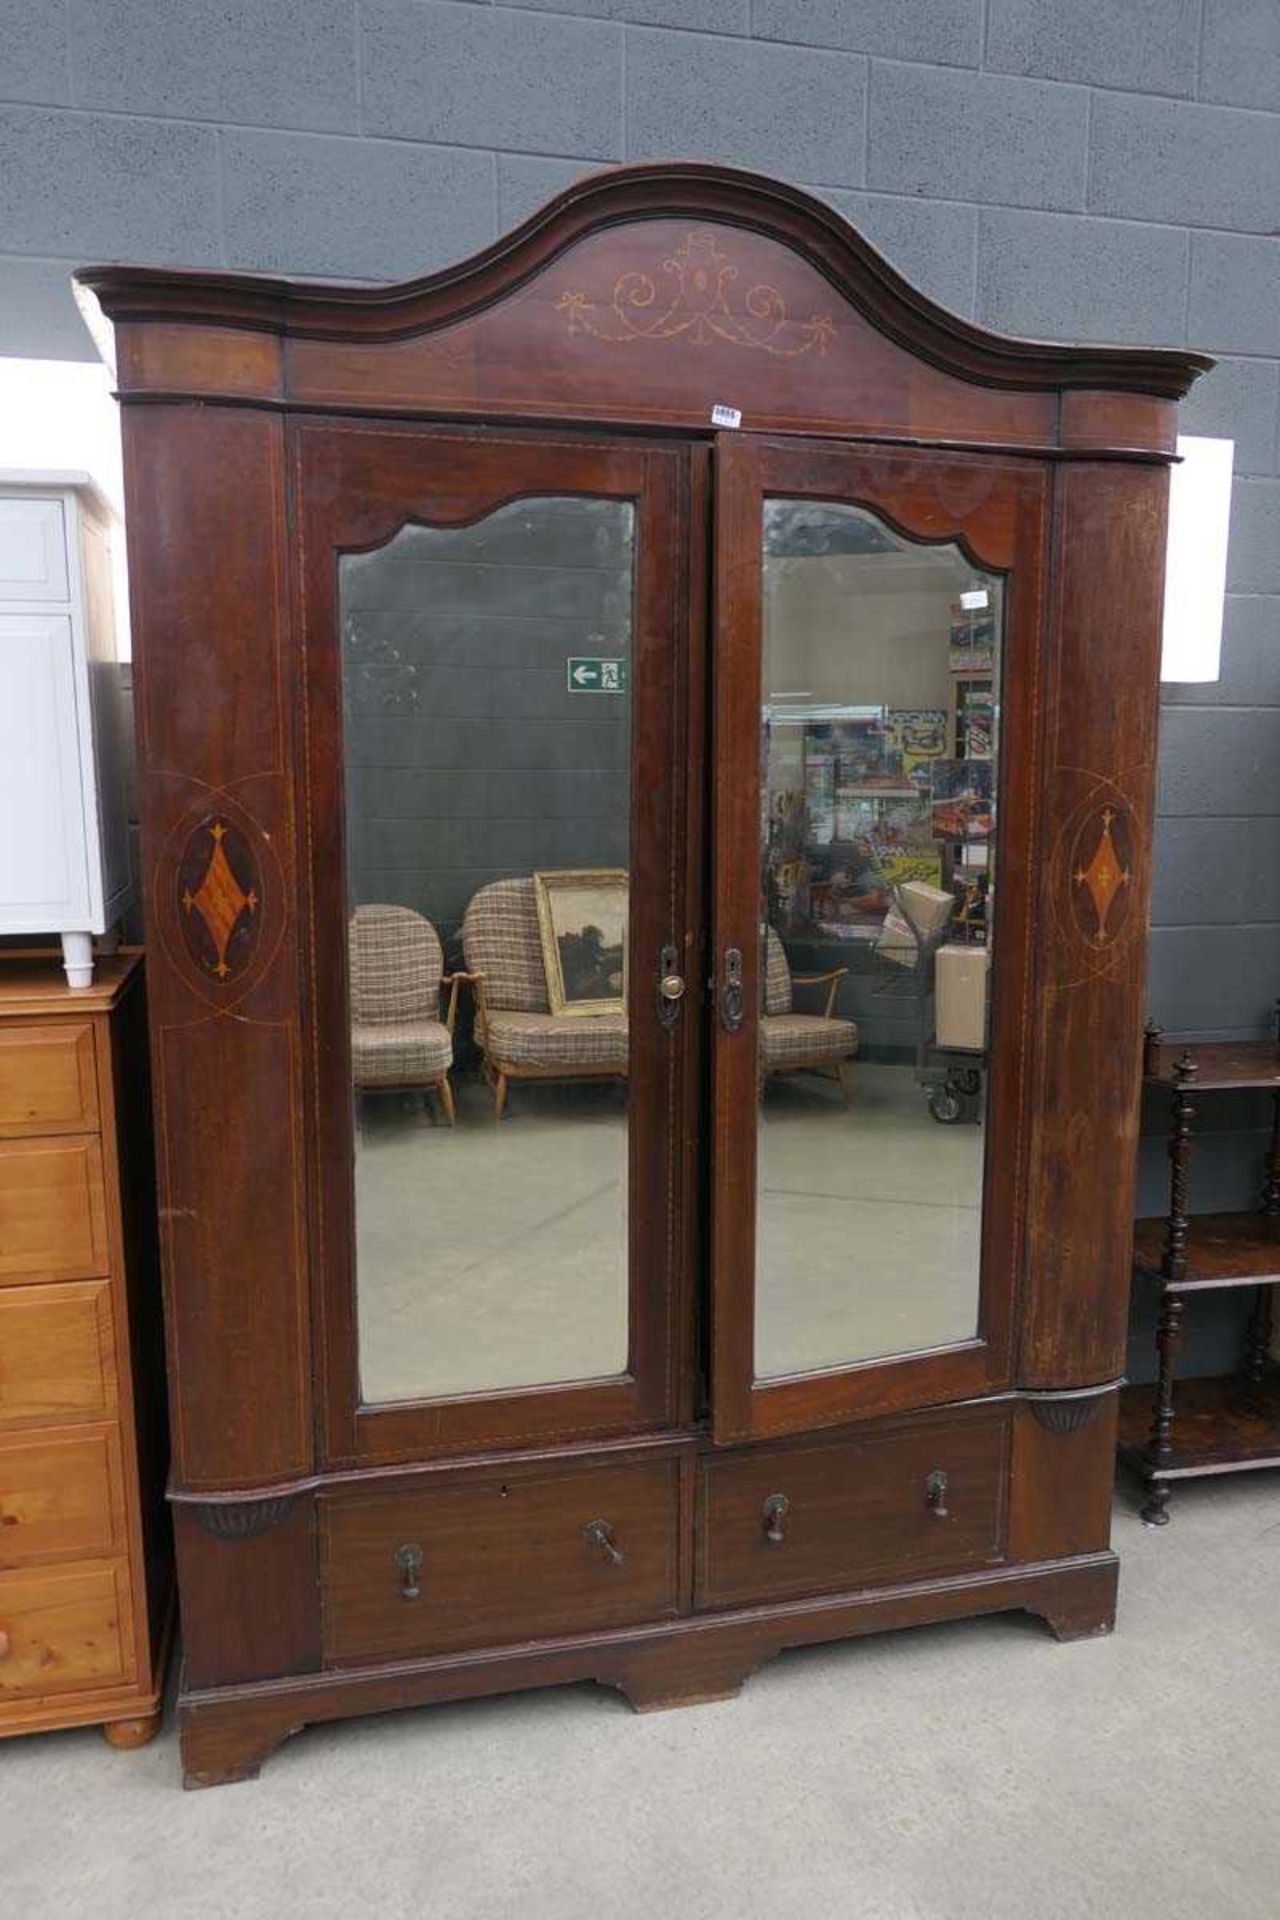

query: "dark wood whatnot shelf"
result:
(1144, 1040), (1280, 1093)
(1119, 1373), (1280, 1477)
(1126, 1022), (1280, 1525)
(1132, 1213), (1280, 1291)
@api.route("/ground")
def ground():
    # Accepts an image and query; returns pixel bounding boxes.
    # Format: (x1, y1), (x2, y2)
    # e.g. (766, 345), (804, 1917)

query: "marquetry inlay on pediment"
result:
(555, 226), (836, 360)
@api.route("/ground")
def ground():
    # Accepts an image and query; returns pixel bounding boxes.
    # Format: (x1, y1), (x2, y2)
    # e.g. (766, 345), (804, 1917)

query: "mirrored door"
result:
(295, 425), (699, 1465)
(711, 435), (1048, 1444)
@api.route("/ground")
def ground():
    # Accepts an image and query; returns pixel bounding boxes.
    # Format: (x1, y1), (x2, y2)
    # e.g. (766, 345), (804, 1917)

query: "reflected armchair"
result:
(349, 903), (460, 1125)
(761, 927), (858, 1101)
(462, 878), (628, 1119)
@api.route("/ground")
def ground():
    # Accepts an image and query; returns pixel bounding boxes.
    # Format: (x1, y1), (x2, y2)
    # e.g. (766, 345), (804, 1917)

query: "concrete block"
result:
(1089, 91), (1280, 233)
(222, 131), (494, 280)
(68, 0), (357, 132)
(1200, 0), (1280, 111)
(1226, 479), (1280, 595)
(1178, 357), (1279, 477)
(752, 0), (981, 67)
(867, 65), (1087, 211)
(362, 0), (623, 160)
(987, 0), (1198, 96)
(0, 0), (69, 105)
(626, 28), (866, 186)
(1155, 704), (1280, 815)
(497, 156), (605, 232)
(977, 207), (1188, 345)
(514, 0), (748, 29)
(0, 256), (97, 360)
(1150, 814), (1280, 926)
(0, 107), (220, 261)
(1162, 595), (1280, 709)
(1188, 233), (1280, 356)
(1146, 923), (1280, 1034)
(821, 190), (978, 317)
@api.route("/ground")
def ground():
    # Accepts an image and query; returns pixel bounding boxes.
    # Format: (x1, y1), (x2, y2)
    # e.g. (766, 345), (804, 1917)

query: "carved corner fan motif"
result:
(556, 228), (836, 358)
(178, 818), (261, 984)
(1071, 805), (1133, 950)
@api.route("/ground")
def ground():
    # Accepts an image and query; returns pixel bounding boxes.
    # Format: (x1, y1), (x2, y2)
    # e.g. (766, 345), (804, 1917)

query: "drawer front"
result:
(0, 1137), (110, 1286)
(0, 1427), (123, 1567)
(0, 1023), (98, 1137)
(0, 1281), (115, 1427)
(323, 1456), (681, 1666)
(0, 497), (68, 602)
(0, 1560), (131, 1701)
(697, 1407), (1009, 1609)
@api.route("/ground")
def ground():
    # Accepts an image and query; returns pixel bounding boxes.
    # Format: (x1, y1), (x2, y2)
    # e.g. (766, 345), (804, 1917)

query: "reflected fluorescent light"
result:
(1162, 435), (1232, 683)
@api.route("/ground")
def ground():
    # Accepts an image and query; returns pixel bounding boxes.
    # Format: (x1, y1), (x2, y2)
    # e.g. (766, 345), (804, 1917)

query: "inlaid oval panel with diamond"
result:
(1068, 800), (1135, 951)
(175, 817), (263, 985)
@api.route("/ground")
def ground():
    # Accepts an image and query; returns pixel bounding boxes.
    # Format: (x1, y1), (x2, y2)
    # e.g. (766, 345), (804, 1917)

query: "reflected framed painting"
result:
(534, 869), (628, 1017)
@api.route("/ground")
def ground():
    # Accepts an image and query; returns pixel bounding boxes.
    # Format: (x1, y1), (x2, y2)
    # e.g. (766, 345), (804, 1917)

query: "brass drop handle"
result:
(396, 1543), (424, 1600)
(762, 1492), (790, 1545)
(925, 1470), (950, 1520)
(583, 1518), (625, 1566)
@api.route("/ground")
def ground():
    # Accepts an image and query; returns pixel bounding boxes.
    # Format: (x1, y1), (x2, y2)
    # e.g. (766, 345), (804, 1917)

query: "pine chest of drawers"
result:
(0, 952), (172, 1747)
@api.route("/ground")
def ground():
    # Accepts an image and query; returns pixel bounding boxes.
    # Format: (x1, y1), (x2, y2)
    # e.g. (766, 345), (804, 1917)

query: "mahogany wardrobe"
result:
(78, 163), (1209, 1787)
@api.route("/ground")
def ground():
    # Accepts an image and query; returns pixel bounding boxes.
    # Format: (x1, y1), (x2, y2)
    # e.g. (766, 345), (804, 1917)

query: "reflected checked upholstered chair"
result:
(462, 878), (627, 1119)
(761, 926), (858, 1101)
(349, 904), (460, 1124)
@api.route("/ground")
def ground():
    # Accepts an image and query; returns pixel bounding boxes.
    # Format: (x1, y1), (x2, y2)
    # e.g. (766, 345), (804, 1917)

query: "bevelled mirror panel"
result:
(755, 499), (1004, 1379)
(340, 497), (635, 1405)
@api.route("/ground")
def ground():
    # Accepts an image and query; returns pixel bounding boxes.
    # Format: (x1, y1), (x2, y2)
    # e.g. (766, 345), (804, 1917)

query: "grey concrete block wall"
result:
(1, 0), (1276, 1364)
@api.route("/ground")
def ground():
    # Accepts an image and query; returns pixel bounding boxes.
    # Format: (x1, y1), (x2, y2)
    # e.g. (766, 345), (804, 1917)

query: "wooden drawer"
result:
(0, 1281), (115, 1427)
(0, 1427), (123, 1568)
(0, 1561), (131, 1701)
(697, 1407), (1009, 1610)
(0, 1136), (110, 1286)
(323, 1455), (680, 1666)
(0, 1022), (98, 1137)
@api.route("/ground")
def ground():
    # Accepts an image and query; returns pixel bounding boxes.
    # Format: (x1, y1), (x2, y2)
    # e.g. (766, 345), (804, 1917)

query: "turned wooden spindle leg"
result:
(1243, 1287), (1275, 1387)
(1145, 1052), (1198, 1526)
(1261, 1085), (1280, 1218)
(1142, 1016), (1164, 1078)
(1242, 1087), (1280, 1391)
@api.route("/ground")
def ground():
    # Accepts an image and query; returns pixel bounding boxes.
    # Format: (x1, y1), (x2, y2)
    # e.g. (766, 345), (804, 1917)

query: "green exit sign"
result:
(566, 656), (628, 693)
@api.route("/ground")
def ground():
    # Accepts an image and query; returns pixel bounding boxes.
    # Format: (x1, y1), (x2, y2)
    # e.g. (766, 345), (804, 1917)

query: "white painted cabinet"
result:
(0, 472), (131, 986)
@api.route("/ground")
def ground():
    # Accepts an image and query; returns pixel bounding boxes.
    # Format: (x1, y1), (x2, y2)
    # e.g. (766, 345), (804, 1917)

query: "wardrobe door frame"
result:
(710, 433), (1051, 1446)
(290, 419), (702, 1468)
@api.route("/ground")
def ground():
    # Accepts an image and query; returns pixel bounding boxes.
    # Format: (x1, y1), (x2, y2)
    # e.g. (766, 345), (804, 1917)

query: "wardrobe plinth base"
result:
(178, 1550), (1118, 1788)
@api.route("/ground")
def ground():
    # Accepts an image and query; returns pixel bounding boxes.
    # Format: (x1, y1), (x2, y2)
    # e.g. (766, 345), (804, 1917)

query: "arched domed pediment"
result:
(78, 161), (1209, 449)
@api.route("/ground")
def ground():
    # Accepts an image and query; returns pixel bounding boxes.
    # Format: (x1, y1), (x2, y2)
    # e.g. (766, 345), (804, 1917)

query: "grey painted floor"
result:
(3, 1474), (1279, 1919)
